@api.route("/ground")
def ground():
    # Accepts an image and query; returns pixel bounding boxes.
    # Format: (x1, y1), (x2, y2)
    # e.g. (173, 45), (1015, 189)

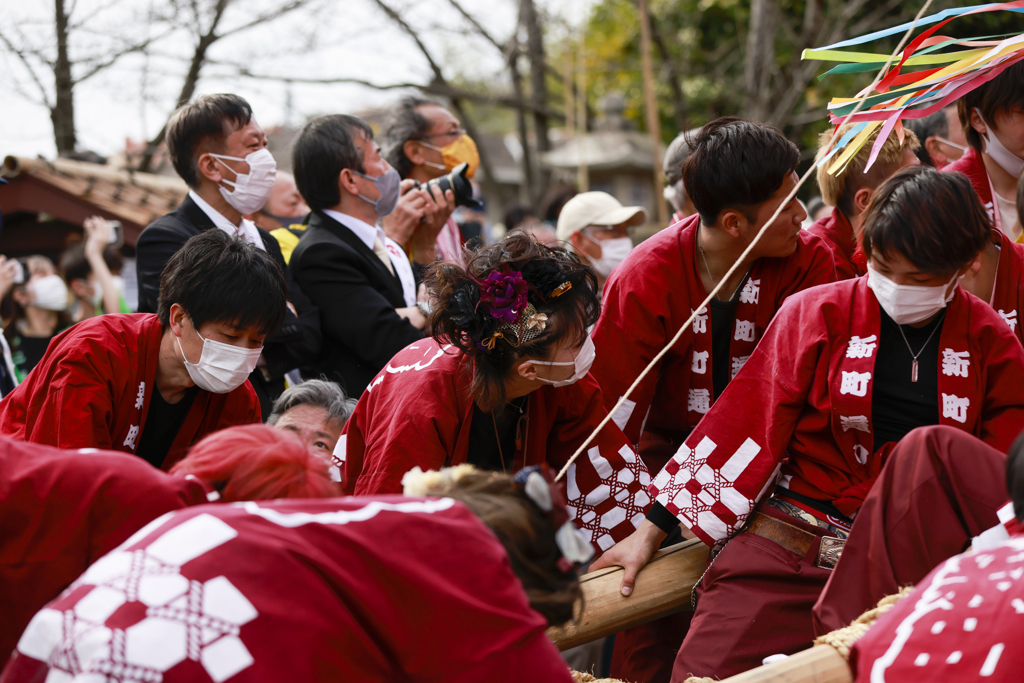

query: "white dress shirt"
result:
(188, 190), (265, 251)
(323, 209), (416, 306)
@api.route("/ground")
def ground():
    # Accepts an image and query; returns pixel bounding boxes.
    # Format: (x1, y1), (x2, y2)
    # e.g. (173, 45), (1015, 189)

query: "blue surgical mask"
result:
(353, 167), (401, 217)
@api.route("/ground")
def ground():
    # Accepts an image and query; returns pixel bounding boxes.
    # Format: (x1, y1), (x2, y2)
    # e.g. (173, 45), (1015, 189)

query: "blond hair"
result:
(815, 123), (920, 217)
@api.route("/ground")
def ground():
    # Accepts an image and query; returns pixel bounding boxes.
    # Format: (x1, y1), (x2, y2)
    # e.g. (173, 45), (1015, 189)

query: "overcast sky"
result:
(1, 0), (592, 160)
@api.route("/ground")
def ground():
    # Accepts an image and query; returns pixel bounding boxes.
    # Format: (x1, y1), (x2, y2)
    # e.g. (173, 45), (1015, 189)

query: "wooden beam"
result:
(548, 539), (709, 651)
(720, 645), (851, 683)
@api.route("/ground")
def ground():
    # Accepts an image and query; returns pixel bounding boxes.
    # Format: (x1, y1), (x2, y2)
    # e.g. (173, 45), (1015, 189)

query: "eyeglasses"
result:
(419, 128), (466, 141)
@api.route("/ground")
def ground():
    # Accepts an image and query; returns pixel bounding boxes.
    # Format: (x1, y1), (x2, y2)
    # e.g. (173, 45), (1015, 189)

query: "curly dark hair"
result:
(426, 232), (600, 412)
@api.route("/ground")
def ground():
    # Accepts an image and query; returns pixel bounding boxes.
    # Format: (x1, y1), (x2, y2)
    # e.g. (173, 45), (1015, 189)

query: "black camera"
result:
(421, 162), (481, 208)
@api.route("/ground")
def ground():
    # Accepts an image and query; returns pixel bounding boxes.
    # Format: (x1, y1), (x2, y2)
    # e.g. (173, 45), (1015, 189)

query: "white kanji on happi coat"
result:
(731, 355), (749, 379)
(846, 335), (877, 359)
(734, 320), (756, 342)
(692, 307), (708, 334)
(941, 349), (971, 378)
(942, 394), (970, 424)
(692, 351), (709, 375)
(134, 382), (145, 410)
(688, 388), (711, 414)
(998, 309), (1017, 333)
(840, 371), (871, 397)
(739, 279), (760, 305)
(853, 444), (870, 465)
(123, 425), (139, 451)
(840, 415), (871, 433)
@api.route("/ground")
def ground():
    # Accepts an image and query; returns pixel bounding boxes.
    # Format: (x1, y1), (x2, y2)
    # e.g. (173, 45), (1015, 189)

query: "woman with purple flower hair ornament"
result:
(338, 232), (654, 553)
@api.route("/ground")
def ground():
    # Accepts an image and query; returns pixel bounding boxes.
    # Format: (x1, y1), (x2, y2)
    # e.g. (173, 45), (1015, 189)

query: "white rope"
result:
(556, 0), (936, 482)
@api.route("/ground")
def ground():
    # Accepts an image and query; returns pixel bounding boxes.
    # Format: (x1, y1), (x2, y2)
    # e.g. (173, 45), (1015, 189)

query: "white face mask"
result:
(583, 234), (633, 278)
(28, 275), (69, 311)
(211, 149), (277, 215)
(976, 109), (1024, 178)
(176, 320), (263, 393)
(529, 336), (596, 388)
(867, 264), (959, 325)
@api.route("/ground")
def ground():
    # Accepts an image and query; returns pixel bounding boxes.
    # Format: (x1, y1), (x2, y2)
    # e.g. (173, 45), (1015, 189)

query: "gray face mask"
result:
(353, 167), (401, 217)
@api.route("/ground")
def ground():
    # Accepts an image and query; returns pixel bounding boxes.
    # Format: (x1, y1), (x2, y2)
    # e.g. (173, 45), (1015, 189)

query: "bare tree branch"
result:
(0, 30), (54, 107)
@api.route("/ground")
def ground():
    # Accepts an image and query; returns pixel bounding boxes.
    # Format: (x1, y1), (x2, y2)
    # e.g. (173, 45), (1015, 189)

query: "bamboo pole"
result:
(548, 539), (709, 651)
(638, 0), (668, 227)
(720, 645), (852, 683)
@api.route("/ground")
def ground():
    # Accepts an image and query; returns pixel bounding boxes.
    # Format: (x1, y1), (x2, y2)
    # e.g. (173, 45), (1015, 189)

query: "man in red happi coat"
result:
(593, 166), (1024, 680)
(958, 227), (1024, 346)
(3, 494), (575, 683)
(944, 60), (1024, 241)
(808, 122), (920, 279)
(0, 231), (285, 470)
(590, 117), (836, 682)
(0, 425), (338, 664)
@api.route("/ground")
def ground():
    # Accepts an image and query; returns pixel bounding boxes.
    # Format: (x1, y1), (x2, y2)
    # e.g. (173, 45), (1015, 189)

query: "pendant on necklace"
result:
(911, 359), (919, 383)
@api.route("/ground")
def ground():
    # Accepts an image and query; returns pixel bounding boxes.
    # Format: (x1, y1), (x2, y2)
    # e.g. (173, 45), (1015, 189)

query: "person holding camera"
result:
(61, 216), (129, 323)
(382, 96), (476, 273)
(290, 114), (438, 398)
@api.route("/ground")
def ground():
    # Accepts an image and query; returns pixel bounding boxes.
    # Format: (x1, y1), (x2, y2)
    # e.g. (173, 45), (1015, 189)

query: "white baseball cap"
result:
(556, 191), (647, 242)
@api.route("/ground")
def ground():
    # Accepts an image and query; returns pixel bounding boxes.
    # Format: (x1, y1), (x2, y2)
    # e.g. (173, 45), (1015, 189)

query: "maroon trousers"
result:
(812, 425), (1007, 635)
(669, 505), (834, 681)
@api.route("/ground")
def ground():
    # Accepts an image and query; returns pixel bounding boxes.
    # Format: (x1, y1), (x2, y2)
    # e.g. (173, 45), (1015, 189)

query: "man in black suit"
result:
(290, 114), (454, 397)
(135, 94), (321, 419)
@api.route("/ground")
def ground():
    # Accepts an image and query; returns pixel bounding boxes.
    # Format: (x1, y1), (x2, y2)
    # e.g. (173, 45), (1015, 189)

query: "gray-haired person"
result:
(268, 379), (355, 456)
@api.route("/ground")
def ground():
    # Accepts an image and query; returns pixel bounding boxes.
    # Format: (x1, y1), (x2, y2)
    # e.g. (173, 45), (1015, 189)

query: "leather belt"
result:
(743, 511), (845, 570)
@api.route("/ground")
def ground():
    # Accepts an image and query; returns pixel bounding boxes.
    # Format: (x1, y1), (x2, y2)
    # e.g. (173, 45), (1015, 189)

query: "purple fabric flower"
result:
(479, 269), (529, 323)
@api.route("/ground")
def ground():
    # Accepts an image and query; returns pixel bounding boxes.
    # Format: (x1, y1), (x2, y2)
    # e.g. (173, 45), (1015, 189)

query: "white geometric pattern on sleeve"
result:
(16, 514), (256, 683)
(655, 436), (778, 542)
(565, 445), (651, 551)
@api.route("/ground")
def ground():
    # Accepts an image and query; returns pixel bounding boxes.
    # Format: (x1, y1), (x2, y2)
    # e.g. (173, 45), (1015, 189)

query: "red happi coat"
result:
(945, 147), (1010, 234)
(590, 214), (837, 472)
(0, 437), (209, 663)
(0, 314), (260, 469)
(342, 338), (653, 552)
(1, 498), (574, 683)
(850, 534), (1024, 682)
(988, 230), (1024, 345)
(806, 210), (866, 280)
(650, 278), (1024, 546)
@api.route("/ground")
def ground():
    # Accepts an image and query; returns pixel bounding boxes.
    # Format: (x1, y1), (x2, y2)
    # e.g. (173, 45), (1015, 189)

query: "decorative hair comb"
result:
(513, 464), (594, 572)
(479, 268), (549, 349)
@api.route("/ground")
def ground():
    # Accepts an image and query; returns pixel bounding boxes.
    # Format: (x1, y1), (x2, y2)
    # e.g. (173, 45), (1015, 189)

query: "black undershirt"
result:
(465, 397), (527, 472)
(135, 386), (199, 468)
(871, 308), (942, 452)
(708, 296), (740, 400)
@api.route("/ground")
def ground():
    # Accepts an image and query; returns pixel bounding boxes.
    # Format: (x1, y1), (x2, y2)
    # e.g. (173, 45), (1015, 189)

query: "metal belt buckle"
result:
(816, 536), (845, 570)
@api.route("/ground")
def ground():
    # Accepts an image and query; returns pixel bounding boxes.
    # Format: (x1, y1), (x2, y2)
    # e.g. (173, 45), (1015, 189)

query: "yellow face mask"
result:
(420, 133), (480, 178)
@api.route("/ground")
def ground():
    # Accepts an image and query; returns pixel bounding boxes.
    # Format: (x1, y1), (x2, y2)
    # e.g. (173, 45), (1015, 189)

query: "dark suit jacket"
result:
(290, 210), (424, 397)
(135, 195), (323, 417)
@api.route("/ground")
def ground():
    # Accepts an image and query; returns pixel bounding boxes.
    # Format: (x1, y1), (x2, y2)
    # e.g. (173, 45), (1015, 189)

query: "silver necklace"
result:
(698, 230), (748, 302)
(895, 311), (945, 383)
